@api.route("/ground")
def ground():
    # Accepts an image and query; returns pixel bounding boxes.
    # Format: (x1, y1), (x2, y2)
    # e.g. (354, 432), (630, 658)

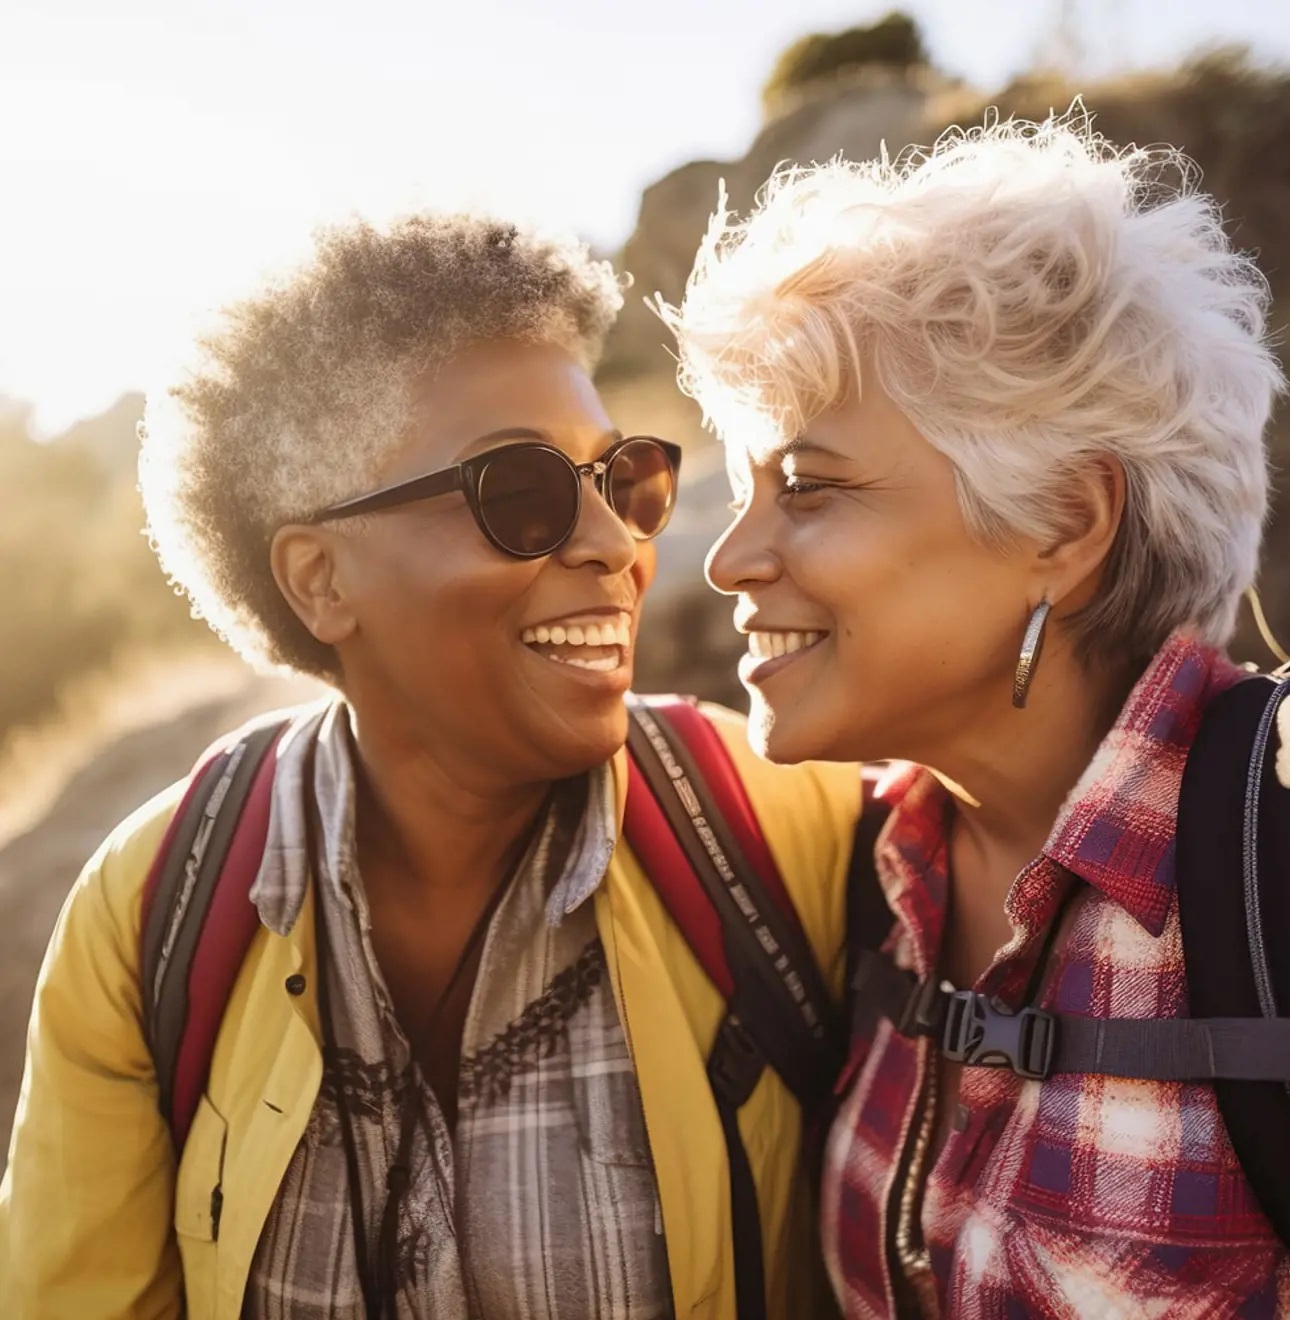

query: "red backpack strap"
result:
(623, 694), (844, 1320)
(623, 695), (836, 1050)
(620, 697), (802, 994)
(140, 717), (288, 1149)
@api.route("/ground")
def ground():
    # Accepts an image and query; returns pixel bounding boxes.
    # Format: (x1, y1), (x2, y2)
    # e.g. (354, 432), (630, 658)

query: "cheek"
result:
(633, 541), (658, 596)
(357, 530), (540, 659)
(788, 507), (1019, 656)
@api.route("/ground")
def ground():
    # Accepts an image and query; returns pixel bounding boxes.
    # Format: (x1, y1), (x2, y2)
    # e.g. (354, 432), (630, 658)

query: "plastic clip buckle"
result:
(896, 977), (947, 1039)
(941, 991), (1056, 1081)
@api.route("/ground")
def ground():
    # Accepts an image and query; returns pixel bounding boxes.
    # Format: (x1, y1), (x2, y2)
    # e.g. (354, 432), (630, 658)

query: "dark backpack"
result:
(848, 673), (1290, 1245)
(139, 694), (848, 1320)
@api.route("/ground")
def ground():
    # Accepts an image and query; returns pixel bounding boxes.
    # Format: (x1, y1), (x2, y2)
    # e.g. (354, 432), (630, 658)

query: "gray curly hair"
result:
(140, 213), (624, 678)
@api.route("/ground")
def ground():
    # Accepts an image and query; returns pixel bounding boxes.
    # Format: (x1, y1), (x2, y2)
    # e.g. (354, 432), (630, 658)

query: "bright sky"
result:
(3, 0), (1289, 432)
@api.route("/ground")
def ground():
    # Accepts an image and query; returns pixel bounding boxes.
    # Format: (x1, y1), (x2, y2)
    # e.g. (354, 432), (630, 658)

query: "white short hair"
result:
(657, 108), (1284, 664)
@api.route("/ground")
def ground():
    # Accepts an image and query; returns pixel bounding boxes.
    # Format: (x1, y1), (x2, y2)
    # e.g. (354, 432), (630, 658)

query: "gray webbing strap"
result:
(1051, 1014), (1290, 1082)
(863, 960), (1290, 1083)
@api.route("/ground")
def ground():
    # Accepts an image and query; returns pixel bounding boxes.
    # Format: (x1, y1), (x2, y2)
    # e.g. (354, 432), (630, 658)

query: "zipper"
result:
(885, 1035), (938, 1318)
(893, 1046), (939, 1316)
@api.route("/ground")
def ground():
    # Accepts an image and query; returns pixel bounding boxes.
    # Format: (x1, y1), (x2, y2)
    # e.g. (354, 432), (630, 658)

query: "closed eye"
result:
(781, 477), (827, 499)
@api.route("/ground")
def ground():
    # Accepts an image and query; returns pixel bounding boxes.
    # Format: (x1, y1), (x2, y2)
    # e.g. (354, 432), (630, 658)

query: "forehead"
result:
(715, 405), (793, 474)
(397, 340), (612, 473)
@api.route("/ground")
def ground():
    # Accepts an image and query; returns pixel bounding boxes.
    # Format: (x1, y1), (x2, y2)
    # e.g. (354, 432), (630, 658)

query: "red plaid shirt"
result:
(822, 632), (1290, 1318)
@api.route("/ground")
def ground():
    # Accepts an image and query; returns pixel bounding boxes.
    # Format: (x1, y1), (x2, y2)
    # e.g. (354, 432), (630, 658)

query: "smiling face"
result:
(705, 369), (1043, 767)
(286, 339), (658, 787)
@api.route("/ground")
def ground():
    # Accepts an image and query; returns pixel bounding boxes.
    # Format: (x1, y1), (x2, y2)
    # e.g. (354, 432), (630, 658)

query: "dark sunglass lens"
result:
(477, 447), (578, 555)
(607, 439), (678, 540)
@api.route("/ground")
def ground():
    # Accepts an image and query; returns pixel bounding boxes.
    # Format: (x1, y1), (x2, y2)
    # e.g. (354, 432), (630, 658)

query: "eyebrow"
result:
(456, 426), (623, 461)
(772, 436), (853, 464)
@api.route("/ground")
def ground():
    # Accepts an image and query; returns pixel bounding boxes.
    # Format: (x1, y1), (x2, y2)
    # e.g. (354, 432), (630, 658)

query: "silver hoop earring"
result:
(1013, 600), (1052, 709)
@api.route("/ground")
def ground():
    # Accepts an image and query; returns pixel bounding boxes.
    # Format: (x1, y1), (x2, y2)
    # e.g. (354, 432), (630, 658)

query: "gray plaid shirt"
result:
(243, 704), (672, 1319)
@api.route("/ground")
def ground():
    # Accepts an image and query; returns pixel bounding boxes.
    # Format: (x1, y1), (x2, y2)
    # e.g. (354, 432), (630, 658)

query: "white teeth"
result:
(521, 614), (632, 649)
(562, 654), (619, 672)
(747, 629), (825, 660)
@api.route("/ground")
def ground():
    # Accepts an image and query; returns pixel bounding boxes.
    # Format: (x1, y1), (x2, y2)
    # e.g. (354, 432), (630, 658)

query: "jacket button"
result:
(285, 974), (307, 996)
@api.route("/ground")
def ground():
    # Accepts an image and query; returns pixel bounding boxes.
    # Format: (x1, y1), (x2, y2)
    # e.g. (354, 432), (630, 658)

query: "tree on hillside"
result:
(762, 12), (926, 119)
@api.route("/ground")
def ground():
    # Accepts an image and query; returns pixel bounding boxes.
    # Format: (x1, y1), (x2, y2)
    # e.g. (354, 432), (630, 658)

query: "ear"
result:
(1034, 456), (1126, 612)
(270, 525), (358, 647)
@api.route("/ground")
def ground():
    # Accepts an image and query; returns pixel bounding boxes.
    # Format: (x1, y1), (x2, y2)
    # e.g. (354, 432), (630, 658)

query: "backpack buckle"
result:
(707, 1014), (766, 1108)
(941, 990), (1056, 1081)
(896, 976), (948, 1039)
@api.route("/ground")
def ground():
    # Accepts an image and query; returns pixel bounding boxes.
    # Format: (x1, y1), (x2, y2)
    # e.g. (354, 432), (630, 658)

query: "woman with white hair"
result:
(0, 213), (862, 1319)
(661, 112), (1290, 1315)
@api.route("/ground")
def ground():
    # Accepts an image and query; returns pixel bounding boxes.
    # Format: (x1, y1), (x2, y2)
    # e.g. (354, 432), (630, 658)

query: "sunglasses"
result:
(308, 434), (683, 559)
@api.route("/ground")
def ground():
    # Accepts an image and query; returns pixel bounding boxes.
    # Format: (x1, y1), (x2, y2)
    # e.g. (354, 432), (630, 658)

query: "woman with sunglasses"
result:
(0, 213), (860, 1320)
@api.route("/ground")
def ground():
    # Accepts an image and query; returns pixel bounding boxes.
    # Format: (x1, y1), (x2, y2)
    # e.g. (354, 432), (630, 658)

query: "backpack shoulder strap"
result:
(622, 694), (842, 1320)
(1177, 671), (1290, 1243)
(140, 715), (290, 1149)
(623, 695), (843, 1095)
(846, 766), (894, 980)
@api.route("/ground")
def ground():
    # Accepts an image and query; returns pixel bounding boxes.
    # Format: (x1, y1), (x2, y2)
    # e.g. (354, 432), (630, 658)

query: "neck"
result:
(925, 639), (1140, 891)
(347, 709), (552, 904)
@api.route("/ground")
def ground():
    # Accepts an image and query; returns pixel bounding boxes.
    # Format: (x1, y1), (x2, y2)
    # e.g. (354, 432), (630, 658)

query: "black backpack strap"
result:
(846, 768), (895, 963)
(1178, 672), (1290, 1242)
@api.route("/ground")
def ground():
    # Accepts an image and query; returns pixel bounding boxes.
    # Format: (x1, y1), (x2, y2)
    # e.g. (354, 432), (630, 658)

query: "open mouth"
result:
(747, 630), (827, 660)
(521, 612), (632, 673)
(739, 628), (829, 685)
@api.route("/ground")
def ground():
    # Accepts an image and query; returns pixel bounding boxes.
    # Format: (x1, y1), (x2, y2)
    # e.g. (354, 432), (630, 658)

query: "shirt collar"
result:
(251, 699), (352, 937)
(1041, 629), (1246, 936)
(544, 762), (618, 925)
(248, 698), (620, 936)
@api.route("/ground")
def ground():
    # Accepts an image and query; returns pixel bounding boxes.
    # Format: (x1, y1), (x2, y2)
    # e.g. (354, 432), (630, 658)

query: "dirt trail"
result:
(0, 669), (320, 1155)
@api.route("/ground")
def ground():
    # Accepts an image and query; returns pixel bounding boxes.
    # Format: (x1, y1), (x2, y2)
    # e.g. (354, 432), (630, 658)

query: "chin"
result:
(747, 691), (852, 765)
(546, 701), (630, 777)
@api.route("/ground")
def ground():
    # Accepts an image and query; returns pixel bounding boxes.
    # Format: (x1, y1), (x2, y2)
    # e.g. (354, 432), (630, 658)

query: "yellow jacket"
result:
(0, 705), (859, 1319)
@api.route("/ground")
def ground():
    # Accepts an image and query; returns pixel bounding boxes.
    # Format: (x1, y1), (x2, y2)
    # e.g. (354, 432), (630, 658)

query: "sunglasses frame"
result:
(307, 434), (683, 560)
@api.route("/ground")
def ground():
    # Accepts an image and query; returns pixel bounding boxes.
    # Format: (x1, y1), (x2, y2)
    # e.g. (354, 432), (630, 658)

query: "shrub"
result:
(763, 12), (926, 117)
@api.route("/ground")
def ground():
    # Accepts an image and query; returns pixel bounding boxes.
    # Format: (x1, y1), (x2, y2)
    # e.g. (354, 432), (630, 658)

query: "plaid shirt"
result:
(823, 631), (1290, 1318)
(244, 703), (671, 1319)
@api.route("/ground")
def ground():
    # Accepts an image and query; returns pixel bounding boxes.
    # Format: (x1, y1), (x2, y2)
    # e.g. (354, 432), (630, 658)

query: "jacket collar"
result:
(1042, 630), (1246, 936)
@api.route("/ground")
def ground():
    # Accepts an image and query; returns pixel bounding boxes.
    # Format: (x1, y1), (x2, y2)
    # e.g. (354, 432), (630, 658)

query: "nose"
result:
(556, 470), (637, 575)
(705, 503), (781, 596)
